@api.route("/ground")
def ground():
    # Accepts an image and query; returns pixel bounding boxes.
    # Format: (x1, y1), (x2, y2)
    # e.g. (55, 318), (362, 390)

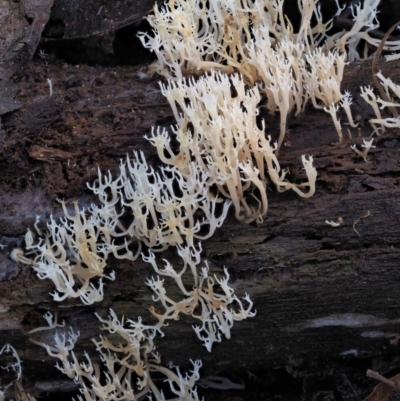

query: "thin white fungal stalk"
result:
(324, 103), (343, 142)
(351, 138), (376, 162)
(340, 91), (359, 128)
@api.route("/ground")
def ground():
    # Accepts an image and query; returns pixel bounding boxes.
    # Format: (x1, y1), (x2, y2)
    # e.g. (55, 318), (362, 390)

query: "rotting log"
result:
(1, 54), (400, 400)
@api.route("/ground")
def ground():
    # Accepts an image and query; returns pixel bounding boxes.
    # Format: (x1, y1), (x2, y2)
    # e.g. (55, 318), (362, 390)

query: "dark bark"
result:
(1, 2), (400, 401)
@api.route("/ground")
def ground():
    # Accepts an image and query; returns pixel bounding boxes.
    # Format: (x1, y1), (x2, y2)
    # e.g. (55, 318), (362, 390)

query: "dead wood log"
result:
(0, 55), (400, 400)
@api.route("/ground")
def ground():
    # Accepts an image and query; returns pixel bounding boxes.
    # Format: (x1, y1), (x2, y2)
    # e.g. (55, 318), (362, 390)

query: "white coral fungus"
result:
(361, 72), (400, 132)
(91, 151), (230, 251)
(351, 138), (375, 162)
(147, 71), (317, 223)
(139, 0), (400, 81)
(31, 311), (202, 401)
(13, 151), (229, 304)
(139, 0), (400, 145)
(0, 344), (22, 381)
(143, 243), (255, 352)
(13, 201), (128, 304)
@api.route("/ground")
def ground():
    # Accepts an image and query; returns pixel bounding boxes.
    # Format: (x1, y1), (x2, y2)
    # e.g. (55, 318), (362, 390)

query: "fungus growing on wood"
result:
(139, 0), (400, 147)
(324, 103), (343, 143)
(336, 0), (400, 61)
(147, 71), (316, 223)
(351, 138), (376, 162)
(340, 91), (359, 128)
(143, 243), (255, 351)
(12, 201), (126, 304)
(138, 0), (353, 82)
(30, 311), (202, 401)
(325, 217), (344, 227)
(361, 72), (400, 131)
(0, 344), (36, 401)
(13, 150), (229, 303)
(0, 344), (22, 382)
(92, 151), (230, 250)
(360, 85), (386, 134)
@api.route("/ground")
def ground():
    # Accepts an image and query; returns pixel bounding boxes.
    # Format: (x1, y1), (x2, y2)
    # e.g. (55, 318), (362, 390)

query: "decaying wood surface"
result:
(1, 2), (400, 401)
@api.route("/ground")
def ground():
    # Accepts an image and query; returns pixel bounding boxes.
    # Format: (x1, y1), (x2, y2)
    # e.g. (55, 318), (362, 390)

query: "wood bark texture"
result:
(1, 2), (400, 401)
